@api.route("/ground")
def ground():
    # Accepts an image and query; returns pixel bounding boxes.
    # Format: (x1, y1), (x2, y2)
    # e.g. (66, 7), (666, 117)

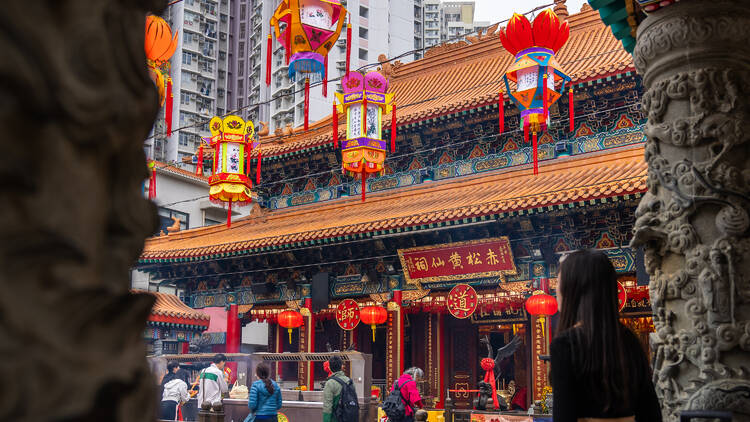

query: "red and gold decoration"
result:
(269, 0), (348, 130)
(398, 237), (516, 286)
(447, 284), (478, 319)
(360, 305), (387, 341)
(524, 290), (558, 338)
(278, 309), (304, 344)
(499, 9), (572, 174)
(480, 357), (500, 410)
(147, 160), (157, 200)
(335, 299), (361, 330)
(617, 280), (627, 312)
(336, 70), (394, 202)
(145, 15), (179, 136)
(208, 115), (257, 228)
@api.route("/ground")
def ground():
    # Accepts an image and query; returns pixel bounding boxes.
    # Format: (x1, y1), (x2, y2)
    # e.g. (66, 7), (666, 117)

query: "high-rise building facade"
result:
(420, 0), (487, 50)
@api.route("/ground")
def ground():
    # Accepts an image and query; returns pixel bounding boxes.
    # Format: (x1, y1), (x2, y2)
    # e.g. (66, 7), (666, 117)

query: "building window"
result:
(180, 92), (190, 105)
(359, 27), (368, 39)
(239, 23), (246, 39)
(179, 132), (190, 146)
(157, 207), (189, 235)
(358, 48), (367, 60)
(182, 51), (192, 65)
(359, 6), (368, 18)
(240, 4), (246, 17)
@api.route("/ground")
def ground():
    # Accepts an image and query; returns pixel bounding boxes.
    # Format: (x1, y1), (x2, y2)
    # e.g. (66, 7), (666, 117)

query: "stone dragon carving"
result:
(631, 1), (750, 420)
(0, 0), (165, 420)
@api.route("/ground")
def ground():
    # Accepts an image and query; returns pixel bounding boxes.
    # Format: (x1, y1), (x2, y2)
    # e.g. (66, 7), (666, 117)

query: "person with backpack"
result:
(322, 356), (360, 422)
(246, 363), (282, 422)
(383, 367), (424, 422)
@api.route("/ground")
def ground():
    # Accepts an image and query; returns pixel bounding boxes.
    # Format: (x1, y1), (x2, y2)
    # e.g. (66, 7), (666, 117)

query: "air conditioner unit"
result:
(191, 73), (198, 81)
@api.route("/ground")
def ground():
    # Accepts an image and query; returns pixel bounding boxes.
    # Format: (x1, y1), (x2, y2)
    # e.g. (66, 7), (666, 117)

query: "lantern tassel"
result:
(569, 88), (575, 133)
(542, 73), (548, 121)
(345, 21), (352, 78)
(256, 146), (262, 184)
(362, 95), (367, 136)
(498, 92), (504, 135)
(227, 202), (232, 228)
(266, 34), (272, 86)
(149, 167), (157, 200)
(532, 131), (539, 175)
(323, 55), (328, 98)
(287, 328), (292, 344)
(165, 76), (173, 136)
(371, 325), (376, 342)
(196, 144), (203, 176)
(304, 78), (310, 131)
(390, 103), (397, 153)
(361, 172), (367, 202)
(332, 101), (338, 148)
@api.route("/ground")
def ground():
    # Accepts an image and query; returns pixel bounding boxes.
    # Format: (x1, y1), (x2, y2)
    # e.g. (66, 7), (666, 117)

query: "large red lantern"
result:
(278, 309), (304, 344)
(359, 305), (387, 342)
(525, 290), (558, 339)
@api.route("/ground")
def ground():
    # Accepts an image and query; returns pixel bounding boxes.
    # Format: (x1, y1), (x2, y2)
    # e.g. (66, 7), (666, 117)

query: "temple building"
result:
(136, 4), (654, 407)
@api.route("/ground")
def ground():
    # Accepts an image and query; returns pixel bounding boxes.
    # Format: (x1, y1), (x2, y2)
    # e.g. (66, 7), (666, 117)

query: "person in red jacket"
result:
(390, 367), (424, 422)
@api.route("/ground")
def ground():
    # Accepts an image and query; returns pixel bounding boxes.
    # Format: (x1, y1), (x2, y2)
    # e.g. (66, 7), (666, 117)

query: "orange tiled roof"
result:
(140, 145), (647, 262)
(141, 290), (210, 326)
(154, 161), (208, 184)
(256, 7), (633, 157)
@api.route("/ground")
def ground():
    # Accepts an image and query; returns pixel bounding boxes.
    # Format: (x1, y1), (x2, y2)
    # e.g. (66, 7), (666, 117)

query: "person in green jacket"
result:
(322, 356), (350, 422)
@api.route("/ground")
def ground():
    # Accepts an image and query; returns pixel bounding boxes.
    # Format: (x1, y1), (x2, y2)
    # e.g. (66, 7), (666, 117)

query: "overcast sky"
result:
(473, 0), (589, 24)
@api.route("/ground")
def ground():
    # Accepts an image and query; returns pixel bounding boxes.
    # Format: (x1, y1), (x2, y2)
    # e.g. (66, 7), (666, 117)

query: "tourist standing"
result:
(247, 363), (282, 422)
(159, 361), (189, 420)
(550, 249), (661, 421)
(387, 367), (424, 422)
(197, 354), (229, 409)
(323, 356), (359, 422)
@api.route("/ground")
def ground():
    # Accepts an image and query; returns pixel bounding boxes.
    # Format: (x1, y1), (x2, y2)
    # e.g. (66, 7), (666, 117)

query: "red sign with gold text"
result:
(617, 281), (627, 312)
(336, 299), (361, 330)
(398, 237), (517, 285)
(447, 284), (478, 319)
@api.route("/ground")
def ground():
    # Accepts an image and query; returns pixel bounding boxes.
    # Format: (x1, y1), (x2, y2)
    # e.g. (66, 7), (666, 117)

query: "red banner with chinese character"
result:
(336, 299), (361, 330)
(398, 237), (517, 285)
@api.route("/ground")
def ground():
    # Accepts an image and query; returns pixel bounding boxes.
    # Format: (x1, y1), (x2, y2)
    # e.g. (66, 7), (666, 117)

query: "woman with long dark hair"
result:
(551, 249), (661, 421)
(247, 363), (282, 422)
(159, 361), (189, 420)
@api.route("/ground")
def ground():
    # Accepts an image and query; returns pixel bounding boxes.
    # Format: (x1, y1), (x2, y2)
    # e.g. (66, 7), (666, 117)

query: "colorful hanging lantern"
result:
(499, 9), (571, 175)
(360, 305), (387, 342)
(524, 290), (558, 339)
(269, 0), (348, 130)
(208, 115), (256, 228)
(278, 309), (304, 344)
(145, 15), (179, 136)
(335, 71), (394, 202)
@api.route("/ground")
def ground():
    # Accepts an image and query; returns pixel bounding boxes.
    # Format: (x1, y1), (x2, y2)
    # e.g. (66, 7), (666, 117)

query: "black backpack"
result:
(332, 376), (359, 422)
(382, 380), (411, 422)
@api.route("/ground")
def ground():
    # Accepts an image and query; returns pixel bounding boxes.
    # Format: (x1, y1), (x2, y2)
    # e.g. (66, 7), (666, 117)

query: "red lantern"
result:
(360, 305), (387, 342)
(278, 310), (303, 344)
(525, 290), (557, 339)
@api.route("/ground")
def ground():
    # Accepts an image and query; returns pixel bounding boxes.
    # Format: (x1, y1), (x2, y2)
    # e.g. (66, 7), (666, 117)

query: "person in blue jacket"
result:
(248, 363), (282, 422)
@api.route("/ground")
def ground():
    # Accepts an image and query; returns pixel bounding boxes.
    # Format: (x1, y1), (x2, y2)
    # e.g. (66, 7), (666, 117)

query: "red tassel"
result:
(285, 24), (291, 65)
(390, 103), (397, 153)
(498, 92), (504, 134)
(266, 34), (272, 86)
(323, 55), (328, 98)
(362, 95), (367, 136)
(304, 78), (310, 131)
(361, 172), (367, 202)
(165, 77), (173, 136)
(532, 132), (539, 175)
(196, 144), (203, 176)
(345, 22), (352, 78)
(332, 101), (338, 148)
(542, 73), (548, 120)
(569, 88), (575, 133)
(227, 202), (232, 228)
(149, 168), (156, 200)
(256, 146), (262, 184)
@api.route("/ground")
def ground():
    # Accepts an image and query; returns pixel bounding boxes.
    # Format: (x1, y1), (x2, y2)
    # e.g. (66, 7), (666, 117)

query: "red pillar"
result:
(393, 290), (404, 376)
(304, 298), (315, 390)
(226, 304), (240, 384)
(181, 341), (189, 354)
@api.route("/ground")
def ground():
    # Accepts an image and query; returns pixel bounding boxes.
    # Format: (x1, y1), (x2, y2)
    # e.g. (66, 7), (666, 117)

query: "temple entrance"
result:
(448, 318), (477, 409)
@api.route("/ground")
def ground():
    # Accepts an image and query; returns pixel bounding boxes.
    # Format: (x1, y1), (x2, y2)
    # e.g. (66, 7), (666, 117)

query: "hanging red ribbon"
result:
(362, 95), (367, 136)
(532, 131), (539, 175)
(569, 88), (575, 133)
(498, 92), (504, 135)
(542, 73), (548, 121)
(165, 77), (173, 136)
(256, 145), (262, 184)
(390, 103), (397, 153)
(285, 24), (291, 65)
(227, 202), (232, 228)
(266, 34), (272, 86)
(323, 55), (328, 98)
(196, 144), (203, 176)
(361, 172), (367, 202)
(304, 78), (310, 131)
(332, 101), (338, 149)
(149, 167), (157, 200)
(480, 358), (499, 410)
(345, 21), (352, 78)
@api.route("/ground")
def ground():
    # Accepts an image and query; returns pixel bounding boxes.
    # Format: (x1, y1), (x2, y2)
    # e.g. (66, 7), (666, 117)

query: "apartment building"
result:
(420, 0), (487, 49)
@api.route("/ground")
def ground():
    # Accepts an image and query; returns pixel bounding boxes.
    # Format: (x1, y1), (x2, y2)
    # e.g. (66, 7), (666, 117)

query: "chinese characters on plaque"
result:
(336, 299), (361, 330)
(447, 284), (478, 319)
(398, 237), (517, 285)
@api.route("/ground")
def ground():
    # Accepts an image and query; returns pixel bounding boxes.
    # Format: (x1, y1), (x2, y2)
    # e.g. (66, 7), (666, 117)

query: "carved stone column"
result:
(632, 1), (750, 420)
(0, 0), (164, 420)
